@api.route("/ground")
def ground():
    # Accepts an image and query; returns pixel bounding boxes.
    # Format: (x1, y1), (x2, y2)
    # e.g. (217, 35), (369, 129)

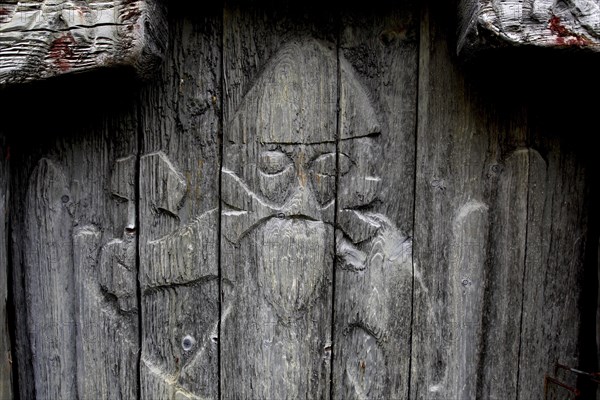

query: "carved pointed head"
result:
(222, 39), (383, 319)
(223, 39), (381, 233)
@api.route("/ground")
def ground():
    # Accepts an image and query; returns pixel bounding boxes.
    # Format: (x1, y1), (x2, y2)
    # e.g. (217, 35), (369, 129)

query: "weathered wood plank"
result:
(221, 2), (337, 398)
(480, 148), (530, 399)
(414, 2), (595, 399)
(458, 0), (600, 55)
(412, 5), (493, 398)
(0, 140), (11, 400)
(450, 200), (488, 399)
(411, 2), (529, 399)
(0, 0), (166, 86)
(4, 78), (140, 399)
(333, 4), (418, 399)
(516, 107), (591, 400)
(138, 4), (221, 399)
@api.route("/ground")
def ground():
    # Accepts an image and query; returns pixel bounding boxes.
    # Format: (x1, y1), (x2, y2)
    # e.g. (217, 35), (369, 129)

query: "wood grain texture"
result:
(0, 0), (166, 86)
(480, 148), (530, 399)
(138, 5), (221, 399)
(4, 77), (140, 399)
(411, 5), (510, 398)
(517, 95), (592, 400)
(458, 0), (600, 55)
(450, 200), (488, 400)
(414, 2), (595, 399)
(221, 2), (337, 398)
(0, 140), (11, 400)
(332, 3), (418, 399)
(24, 158), (76, 399)
(1, 4), (598, 399)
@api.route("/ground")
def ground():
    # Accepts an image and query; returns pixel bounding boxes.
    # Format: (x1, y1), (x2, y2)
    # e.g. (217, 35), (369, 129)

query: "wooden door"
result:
(0, 1), (597, 399)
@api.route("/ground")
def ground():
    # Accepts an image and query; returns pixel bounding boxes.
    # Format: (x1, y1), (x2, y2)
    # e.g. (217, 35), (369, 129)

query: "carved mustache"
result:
(221, 168), (383, 244)
(221, 169), (334, 243)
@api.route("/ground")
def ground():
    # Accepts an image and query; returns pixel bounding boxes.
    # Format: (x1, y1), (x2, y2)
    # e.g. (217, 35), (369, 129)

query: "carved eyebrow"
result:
(340, 131), (381, 141)
(259, 132), (380, 145)
(260, 140), (336, 145)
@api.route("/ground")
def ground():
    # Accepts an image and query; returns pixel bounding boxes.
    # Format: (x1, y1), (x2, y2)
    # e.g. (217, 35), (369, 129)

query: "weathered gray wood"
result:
(414, 3), (594, 399)
(221, 3), (337, 398)
(332, 4), (418, 399)
(138, 5), (221, 399)
(24, 158), (76, 399)
(458, 0), (600, 55)
(2, 4), (598, 399)
(450, 200), (488, 399)
(480, 148), (530, 399)
(0, 0), (166, 86)
(0, 140), (11, 400)
(5, 81), (140, 399)
(516, 108), (590, 400)
(411, 5), (509, 398)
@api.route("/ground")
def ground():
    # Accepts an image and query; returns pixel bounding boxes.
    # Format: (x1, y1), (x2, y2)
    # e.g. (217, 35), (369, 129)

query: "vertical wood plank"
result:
(414, 3), (595, 399)
(221, 2), (337, 398)
(450, 200), (488, 400)
(333, 3), (418, 399)
(0, 140), (11, 399)
(24, 158), (76, 399)
(411, 2), (533, 399)
(4, 76), (140, 399)
(411, 4), (496, 398)
(516, 107), (591, 400)
(480, 149), (530, 399)
(138, 4), (222, 399)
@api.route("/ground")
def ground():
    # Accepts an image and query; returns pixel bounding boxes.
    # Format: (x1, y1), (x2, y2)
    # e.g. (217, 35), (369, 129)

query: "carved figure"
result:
(222, 39), (415, 397)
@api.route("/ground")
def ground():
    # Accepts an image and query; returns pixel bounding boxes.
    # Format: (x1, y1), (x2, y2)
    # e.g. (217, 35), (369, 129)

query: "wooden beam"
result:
(458, 0), (600, 55)
(0, 0), (166, 86)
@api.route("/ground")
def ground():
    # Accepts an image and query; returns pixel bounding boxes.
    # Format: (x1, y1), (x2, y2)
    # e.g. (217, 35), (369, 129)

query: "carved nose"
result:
(282, 184), (321, 221)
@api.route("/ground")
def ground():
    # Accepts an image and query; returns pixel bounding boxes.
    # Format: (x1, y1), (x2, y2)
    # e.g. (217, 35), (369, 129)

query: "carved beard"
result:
(258, 218), (326, 322)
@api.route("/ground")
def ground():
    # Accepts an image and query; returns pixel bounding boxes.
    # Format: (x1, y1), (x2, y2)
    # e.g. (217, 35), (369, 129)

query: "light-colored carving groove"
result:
(73, 225), (138, 399)
(450, 200), (489, 400)
(221, 37), (387, 399)
(143, 209), (218, 288)
(140, 151), (187, 218)
(344, 327), (387, 400)
(99, 235), (137, 312)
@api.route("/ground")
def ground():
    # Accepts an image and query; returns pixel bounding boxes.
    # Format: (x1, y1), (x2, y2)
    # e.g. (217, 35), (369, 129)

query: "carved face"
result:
(222, 39), (382, 319)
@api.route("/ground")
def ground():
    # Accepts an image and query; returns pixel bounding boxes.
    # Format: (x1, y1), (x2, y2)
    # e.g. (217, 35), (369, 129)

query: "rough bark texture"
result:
(0, 0), (167, 86)
(459, 0), (600, 56)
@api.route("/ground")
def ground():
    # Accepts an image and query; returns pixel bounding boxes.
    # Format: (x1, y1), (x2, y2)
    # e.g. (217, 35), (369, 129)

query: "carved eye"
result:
(311, 153), (352, 176)
(258, 151), (292, 175)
